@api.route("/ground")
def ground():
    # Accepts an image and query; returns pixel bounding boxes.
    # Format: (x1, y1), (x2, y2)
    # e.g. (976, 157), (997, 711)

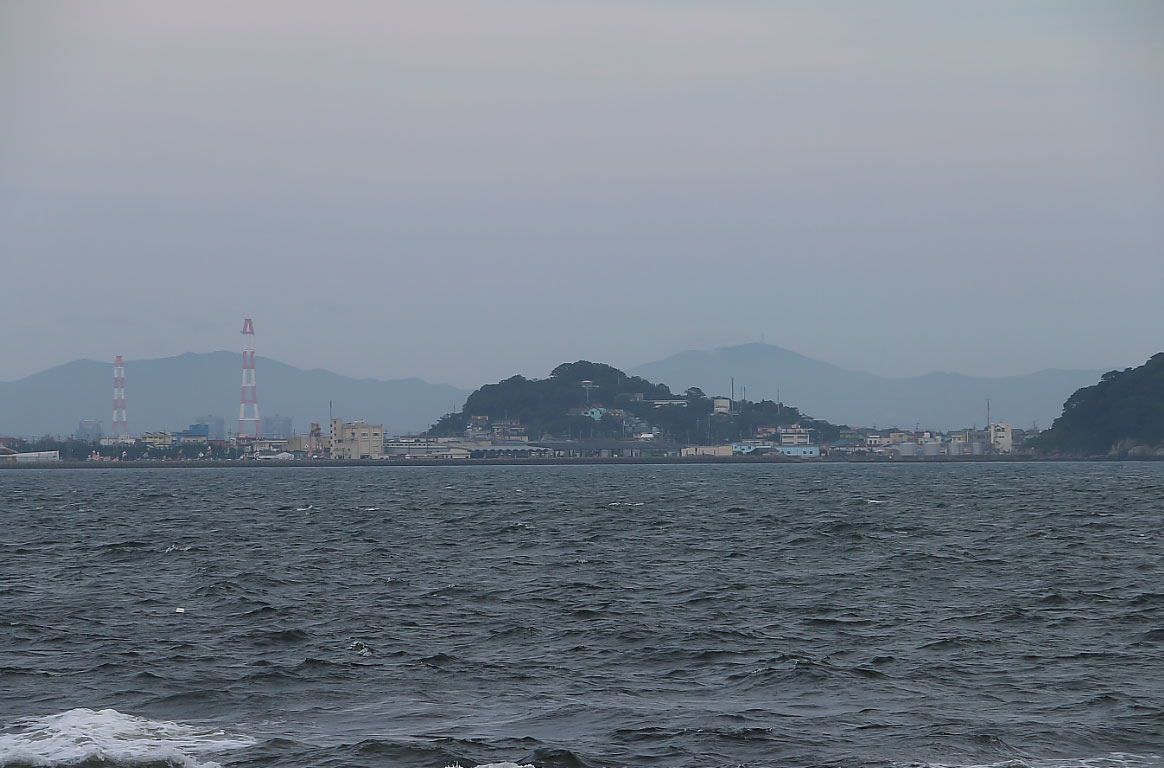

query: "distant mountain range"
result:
(630, 343), (1104, 431)
(1, 344), (1107, 438)
(0, 352), (469, 438)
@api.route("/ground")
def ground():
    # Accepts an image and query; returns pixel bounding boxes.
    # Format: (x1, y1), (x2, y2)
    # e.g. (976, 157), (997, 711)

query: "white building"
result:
(681, 445), (733, 457)
(773, 445), (820, 457)
(0, 450), (60, 463)
(777, 424), (812, 446)
(989, 422), (1013, 453)
(383, 439), (470, 460)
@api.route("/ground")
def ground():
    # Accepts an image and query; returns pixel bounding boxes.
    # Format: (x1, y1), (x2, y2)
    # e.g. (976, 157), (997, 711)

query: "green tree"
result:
(1031, 352), (1164, 455)
(426, 360), (844, 445)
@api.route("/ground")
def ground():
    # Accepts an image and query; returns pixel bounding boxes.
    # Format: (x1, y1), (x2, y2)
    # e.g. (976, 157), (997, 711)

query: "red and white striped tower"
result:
(238, 318), (261, 438)
(112, 355), (128, 439)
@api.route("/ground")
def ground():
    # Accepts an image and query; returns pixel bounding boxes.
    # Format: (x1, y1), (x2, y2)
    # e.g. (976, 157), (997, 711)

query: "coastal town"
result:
(4, 317), (1140, 466)
(1, 405), (1030, 465)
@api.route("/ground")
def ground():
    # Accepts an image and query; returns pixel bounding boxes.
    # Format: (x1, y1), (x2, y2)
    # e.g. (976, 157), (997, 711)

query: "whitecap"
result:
(445, 764), (535, 768)
(0, 708), (255, 768)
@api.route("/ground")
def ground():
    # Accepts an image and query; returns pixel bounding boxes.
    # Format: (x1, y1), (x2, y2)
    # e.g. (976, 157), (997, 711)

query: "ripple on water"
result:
(0, 463), (1162, 768)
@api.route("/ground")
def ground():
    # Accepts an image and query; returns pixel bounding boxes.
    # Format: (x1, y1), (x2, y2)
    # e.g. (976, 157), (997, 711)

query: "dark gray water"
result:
(1, 463), (1162, 768)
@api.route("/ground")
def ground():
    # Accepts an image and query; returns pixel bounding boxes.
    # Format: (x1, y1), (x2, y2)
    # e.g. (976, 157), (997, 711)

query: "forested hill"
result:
(427, 360), (841, 443)
(1031, 353), (1164, 456)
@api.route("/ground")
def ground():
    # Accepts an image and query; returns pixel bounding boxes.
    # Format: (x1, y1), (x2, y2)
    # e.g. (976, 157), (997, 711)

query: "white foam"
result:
(0, 708), (255, 768)
(445, 764), (535, 768)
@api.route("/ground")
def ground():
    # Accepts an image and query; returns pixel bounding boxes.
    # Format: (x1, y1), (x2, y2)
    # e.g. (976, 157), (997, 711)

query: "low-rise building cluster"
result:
(31, 398), (1035, 464)
(821, 423), (1029, 457)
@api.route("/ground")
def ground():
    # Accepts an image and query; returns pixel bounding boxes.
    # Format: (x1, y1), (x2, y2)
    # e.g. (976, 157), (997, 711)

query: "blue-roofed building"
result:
(173, 423), (210, 444)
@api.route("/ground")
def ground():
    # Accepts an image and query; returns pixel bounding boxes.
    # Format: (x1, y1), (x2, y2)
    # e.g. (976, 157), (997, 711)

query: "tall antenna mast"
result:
(238, 318), (261, 438)
(112, 355), (128, 439)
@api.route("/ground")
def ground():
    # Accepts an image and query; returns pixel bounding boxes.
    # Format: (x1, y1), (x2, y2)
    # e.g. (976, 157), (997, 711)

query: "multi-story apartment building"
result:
(194, 415), (226, 442)
(76, 419), (103, 442)
(990, 422), (1013, 453)
(139, 432), (172, 449)
(329, 419), (383, 460)
(777, 423), (813, 446)
(261, 414), (294, 440)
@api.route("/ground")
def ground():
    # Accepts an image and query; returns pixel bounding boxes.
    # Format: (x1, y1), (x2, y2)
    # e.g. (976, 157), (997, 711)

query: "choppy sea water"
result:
(1, 463), (1162, 768)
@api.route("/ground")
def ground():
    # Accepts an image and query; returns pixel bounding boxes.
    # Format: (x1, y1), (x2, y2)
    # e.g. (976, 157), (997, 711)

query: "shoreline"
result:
(2, 454), (1158, 470)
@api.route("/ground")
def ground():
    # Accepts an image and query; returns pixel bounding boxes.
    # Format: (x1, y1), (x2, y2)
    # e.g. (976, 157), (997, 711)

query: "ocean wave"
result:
(904, 754), (1163, 768)
(0, 708), (254, 768)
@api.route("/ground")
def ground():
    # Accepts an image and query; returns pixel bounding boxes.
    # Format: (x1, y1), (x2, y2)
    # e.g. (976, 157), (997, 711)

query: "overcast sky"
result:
(2, 1), (1161, 387)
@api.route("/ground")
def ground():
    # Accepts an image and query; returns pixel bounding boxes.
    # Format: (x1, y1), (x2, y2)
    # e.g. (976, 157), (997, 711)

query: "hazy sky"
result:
(3, 1), (1162, 387)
